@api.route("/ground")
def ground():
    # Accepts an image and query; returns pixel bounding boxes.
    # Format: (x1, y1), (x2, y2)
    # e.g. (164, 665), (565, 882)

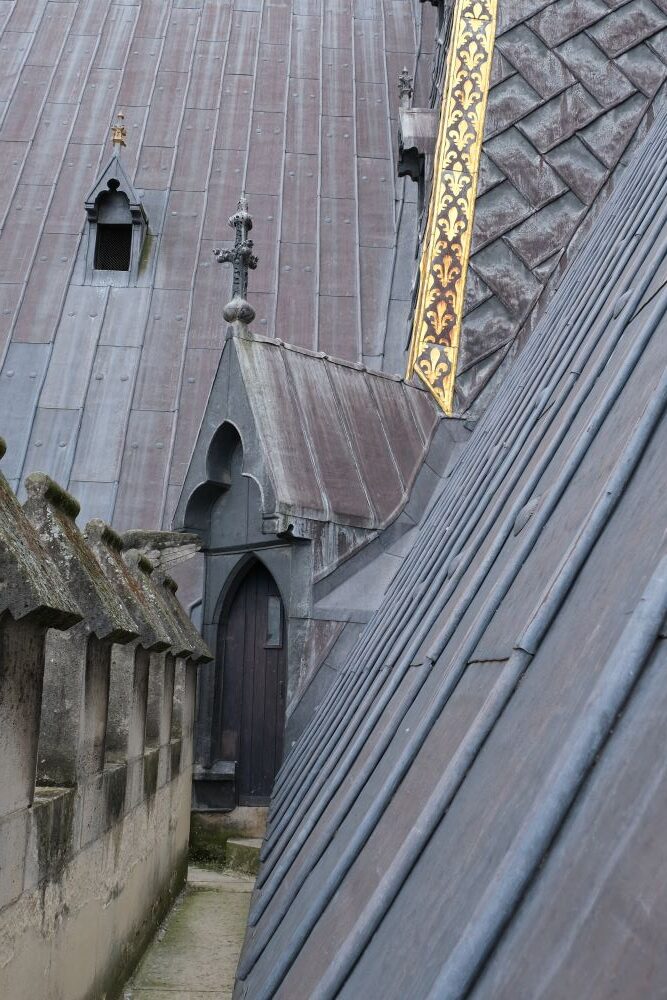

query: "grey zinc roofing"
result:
(0, 0), (422, 541)
(234, 102), (667, 998)
(176, 330), (441, 532)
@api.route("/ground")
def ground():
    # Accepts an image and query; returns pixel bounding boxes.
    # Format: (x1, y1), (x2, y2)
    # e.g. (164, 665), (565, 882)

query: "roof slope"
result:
(0, 0), (422, 532)
(176, 330), (441, 533)
(235, 102), (667, 998)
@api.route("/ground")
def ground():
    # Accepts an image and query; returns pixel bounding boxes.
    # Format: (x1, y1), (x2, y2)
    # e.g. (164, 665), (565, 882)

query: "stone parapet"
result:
(0, 460), (212, 1000)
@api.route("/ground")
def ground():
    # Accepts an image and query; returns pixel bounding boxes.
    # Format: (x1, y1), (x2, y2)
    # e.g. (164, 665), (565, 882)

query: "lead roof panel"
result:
(0, 0), (419, 531)
(237, 100), (667, 999)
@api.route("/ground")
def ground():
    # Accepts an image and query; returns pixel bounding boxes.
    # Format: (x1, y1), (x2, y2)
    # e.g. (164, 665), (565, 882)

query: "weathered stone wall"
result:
(0, 446), (210, 1000)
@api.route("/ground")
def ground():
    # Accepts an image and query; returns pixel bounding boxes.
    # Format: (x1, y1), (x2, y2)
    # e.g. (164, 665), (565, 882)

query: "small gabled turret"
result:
(83, 113), (148, 285)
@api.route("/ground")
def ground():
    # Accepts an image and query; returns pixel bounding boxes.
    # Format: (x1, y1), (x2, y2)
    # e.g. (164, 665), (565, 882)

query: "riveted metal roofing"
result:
(235, 102), (667, 999)
(0, 0), (423, 540)
(176, 330), (441, 532)
(0, 0), (664, 557)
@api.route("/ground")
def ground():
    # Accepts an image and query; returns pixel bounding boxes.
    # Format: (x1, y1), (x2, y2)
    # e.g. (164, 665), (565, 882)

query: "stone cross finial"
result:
(399, 67), (414, 108)
(213, 195), (259, 326)
(111, 111), (127, 149)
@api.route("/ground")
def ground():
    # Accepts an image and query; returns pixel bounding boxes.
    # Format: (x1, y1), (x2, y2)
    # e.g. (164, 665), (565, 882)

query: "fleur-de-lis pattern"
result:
(407, 0), (497, 414)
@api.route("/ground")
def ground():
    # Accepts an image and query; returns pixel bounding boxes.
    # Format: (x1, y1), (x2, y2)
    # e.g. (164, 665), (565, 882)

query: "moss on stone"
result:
(188, 813), (230, 868)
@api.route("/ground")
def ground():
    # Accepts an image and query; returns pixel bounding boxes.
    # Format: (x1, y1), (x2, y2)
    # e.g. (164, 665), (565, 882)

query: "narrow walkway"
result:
(124, 866), (254, 999)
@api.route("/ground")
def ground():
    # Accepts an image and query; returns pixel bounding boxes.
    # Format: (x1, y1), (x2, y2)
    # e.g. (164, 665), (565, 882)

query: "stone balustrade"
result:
(0, 443), (211, 1000)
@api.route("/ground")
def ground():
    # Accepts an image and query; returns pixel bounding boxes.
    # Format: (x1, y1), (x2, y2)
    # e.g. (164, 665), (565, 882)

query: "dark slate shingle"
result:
(505, 189), (587, 267)
(587, 0), (666, 56)
(556, 32), (636, 107)
(516, 82), (602, 152)
(496, 24), (575, 98)
(485, 127), (568, 208)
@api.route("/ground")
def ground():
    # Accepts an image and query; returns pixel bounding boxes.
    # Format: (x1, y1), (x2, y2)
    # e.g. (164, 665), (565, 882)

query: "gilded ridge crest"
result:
(407, 0), (497, 413)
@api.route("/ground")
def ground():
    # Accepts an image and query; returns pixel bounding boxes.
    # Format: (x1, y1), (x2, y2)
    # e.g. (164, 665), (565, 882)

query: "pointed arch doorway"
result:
(216, 560), (287, 805)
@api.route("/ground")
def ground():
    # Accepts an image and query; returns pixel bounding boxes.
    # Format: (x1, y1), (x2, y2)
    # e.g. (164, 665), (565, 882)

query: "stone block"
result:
(485, 75), (543, 137)
(23, 787), (77, 892)
(546, 135), (608, 202)
(497, 24), (575, 98)
(617, 43), (667, 96)
(517, 83), (602, 152)
(0, 809), (28, 910)
(471, 181), (532, 252)
(486, 127), (568, 207)
(506, 190), (586, 267)
(529, 0), (609, 47)
(471, 240), (543, 321)
(38, 629), (111, 785)
(0, 618), (45, 816)
(580, 92), (648, 167)
(158, 742), (173, 788)
(124, 755), (145, 812)
(557, 33), (636, 107)
(143, 746), (160, 801)
(80, 763), (127, 847)
(587, 0), (666, 57)
(22, 475), (137, 643)
(225, 837), (262, 876)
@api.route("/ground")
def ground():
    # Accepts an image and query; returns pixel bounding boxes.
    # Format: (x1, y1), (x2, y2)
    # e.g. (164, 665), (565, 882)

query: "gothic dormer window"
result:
(83, 124), (148, 286)
(94, 181), (133, 270)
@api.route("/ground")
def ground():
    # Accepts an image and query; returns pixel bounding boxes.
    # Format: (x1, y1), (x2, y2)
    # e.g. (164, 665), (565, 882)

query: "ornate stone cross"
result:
(213, 195), (259, 325)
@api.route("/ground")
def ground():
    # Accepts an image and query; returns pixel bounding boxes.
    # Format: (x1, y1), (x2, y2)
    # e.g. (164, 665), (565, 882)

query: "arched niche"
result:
(183, 422), (264, 547)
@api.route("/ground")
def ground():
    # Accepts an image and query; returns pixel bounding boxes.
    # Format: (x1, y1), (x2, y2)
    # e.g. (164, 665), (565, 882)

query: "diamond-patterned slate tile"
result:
(557, 32), (636, 106)
(516, 82), (601, 152)
(489, 49), (516, 87)
(463, 268), (493, 315)
(579, 91), (648, 166)
(545, 135), (609, 202)
(647, 26), (667, 60)
(497, 24), (575, 98)
(472, 239), (543, 321)
(477, 151), (506, 196)
(485, 75), (543, 137)
(528, 0), (609, 47)
(457, 297), (517, 370)
(587, 0), (666, 56)
(471, 181), (533, 252)
(617, 41), (667, 93)
(505, 190), (586, 267)
(486, 127), (568, 207)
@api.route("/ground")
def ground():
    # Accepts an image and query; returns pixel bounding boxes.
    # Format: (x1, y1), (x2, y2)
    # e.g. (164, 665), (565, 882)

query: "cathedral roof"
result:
(235, 99), (667, 1000)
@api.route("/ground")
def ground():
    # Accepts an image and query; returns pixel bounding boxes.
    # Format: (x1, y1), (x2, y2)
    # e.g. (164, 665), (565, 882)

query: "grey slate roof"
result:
(235, 98), (667, 999)
(454, 0), (667, 413)
(176, 329), (441, 535)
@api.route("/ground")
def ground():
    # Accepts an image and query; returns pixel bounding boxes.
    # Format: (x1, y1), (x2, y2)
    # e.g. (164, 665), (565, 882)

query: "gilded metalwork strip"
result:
(407, 0), (497, 414)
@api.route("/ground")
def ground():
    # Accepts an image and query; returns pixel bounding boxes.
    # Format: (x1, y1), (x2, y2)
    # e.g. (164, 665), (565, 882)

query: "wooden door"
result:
(217, 562), (287, 804)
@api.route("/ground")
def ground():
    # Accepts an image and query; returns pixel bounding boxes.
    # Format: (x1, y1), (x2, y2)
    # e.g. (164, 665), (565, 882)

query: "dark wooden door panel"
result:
(217, 562), (287, 803)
